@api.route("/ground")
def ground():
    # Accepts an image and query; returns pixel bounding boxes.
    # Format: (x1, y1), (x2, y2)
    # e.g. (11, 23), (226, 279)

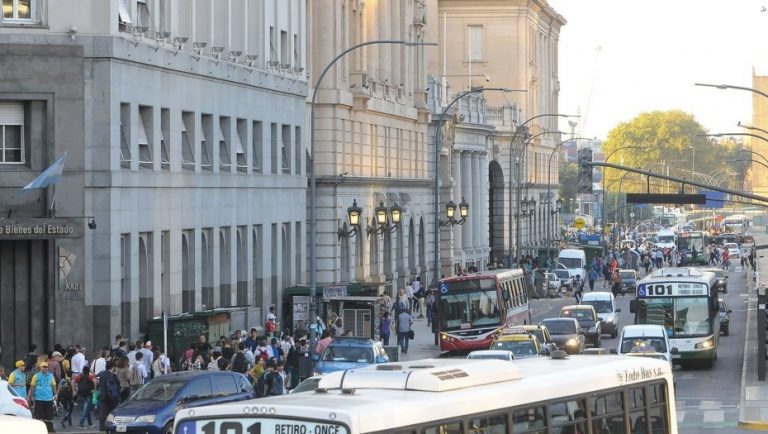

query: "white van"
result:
(655, 228), (676, 250)
(557, 249), (587, 290)
(615, 324), (678, 368)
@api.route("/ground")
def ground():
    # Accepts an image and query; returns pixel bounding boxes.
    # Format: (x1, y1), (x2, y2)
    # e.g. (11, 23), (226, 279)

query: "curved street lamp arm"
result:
(695, 82), (768, 100)
(728, 158), (768, 171)
(738, 121), (768, 137)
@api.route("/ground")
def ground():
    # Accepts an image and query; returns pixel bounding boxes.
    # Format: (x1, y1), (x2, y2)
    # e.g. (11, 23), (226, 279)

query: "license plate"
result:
(671, 354), (681, 359)
(116, 425), (127, 432)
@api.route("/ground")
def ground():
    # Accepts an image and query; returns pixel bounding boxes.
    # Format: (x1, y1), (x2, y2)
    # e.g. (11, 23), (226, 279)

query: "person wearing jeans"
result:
(396, 309), (413, 354)
(75, 366), (95, 429)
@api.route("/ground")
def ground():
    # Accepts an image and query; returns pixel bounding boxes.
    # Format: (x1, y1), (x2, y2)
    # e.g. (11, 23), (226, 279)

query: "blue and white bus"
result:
(630, 267), (719, 368)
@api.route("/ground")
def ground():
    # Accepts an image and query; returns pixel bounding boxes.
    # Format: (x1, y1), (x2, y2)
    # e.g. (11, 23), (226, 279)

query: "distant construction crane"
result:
(575, 45), (603, 138)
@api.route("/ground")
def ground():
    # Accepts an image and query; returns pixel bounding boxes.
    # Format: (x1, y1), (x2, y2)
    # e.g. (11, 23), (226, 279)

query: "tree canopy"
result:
(600, 110), (747, 192)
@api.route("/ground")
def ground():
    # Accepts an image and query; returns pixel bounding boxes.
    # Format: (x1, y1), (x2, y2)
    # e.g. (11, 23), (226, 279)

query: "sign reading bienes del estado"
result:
(0, 218), (84, 239)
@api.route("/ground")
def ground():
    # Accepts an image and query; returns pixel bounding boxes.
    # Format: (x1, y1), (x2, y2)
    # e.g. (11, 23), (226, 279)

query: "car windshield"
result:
(492, 340), (538, 357)
(583, 300), (612, 314)
(542, 320), (576, 334)
(291, 377), (321, 394)
(322, 346), (372, 363)
(554, 270), (570, 279)
(619, 271), (635, 279)
(657, 235), (674, 244)
(561, 309), (594, 321)
(130, 379), (186, 401)
(559, 258), (581, 268)
(620, 337), (667, 354)
(468, 352), (512, 361)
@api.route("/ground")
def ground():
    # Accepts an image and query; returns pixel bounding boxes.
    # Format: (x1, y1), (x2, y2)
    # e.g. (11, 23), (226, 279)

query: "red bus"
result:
(436, 269), (531, 352)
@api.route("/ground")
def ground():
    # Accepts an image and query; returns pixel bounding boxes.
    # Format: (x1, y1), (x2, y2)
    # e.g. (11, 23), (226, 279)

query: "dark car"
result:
(719, 298), (732, 336)
(619, 270), (637, 296)
(540, 318), (585, 355)
(560, 305), (602, 348)
(106, 371), (254, 434)
(703, 268), (728, 293)
(314, 337), (389, 375)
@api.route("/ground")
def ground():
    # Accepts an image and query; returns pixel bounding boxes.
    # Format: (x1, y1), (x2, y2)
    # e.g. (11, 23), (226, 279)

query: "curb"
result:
(738, 268), (758, 429)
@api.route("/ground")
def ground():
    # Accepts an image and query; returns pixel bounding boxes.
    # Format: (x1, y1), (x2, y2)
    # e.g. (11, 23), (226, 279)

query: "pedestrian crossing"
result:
(676, 399), (741, 431)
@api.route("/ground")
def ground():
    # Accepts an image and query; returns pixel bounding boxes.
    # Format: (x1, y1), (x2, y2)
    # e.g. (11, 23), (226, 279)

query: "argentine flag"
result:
(22, 152), (67, 190)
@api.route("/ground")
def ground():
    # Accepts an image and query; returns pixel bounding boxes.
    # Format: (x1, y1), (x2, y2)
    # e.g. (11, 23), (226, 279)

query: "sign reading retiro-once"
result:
(0, 218), (84, 239)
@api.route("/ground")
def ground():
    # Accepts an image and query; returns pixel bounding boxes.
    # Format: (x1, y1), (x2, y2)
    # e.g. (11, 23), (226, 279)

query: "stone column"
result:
(472, 152), (482, 253)
(460, 151), (472, 259)
(452, 149), (463, 254)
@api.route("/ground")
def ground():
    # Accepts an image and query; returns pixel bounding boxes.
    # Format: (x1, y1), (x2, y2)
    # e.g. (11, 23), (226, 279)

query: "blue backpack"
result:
(99, 372), (120, 404)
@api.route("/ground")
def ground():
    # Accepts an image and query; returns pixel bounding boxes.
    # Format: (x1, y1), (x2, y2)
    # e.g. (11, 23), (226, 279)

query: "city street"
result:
(529, 267), (751, 433)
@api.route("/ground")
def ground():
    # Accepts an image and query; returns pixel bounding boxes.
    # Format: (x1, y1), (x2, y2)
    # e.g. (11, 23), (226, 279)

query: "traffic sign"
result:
(574, 217), (585, 229)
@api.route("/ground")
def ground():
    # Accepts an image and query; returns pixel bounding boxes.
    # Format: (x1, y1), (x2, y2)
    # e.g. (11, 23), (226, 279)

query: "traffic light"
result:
(578, 148), (593, 194)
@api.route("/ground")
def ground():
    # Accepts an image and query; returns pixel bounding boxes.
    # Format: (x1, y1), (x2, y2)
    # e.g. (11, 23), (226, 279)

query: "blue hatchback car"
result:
(314, 337), (389, 375)
(105, 370), (254, 434)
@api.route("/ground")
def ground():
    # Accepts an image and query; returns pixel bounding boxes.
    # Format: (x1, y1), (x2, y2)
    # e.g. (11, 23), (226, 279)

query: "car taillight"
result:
(12, 397), (29, 409)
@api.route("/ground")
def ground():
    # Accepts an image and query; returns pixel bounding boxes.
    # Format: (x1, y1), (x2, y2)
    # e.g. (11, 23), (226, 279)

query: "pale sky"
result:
(548, 0), (768, 140)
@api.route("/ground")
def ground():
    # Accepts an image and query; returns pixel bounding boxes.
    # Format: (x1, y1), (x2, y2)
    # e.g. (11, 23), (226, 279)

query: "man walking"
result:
(397, 309), (413, 355)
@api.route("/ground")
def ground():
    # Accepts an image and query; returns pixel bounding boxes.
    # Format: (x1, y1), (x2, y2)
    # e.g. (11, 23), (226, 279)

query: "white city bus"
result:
(631, 267), (719, 368)
(173, 355), (677, 434)
(722, 214), (749, 234)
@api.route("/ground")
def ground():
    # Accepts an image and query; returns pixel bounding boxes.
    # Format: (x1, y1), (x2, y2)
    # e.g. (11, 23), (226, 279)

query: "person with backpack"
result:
(74, 365), (96, 429)
(96, 362), (120, 431)
(208, 349), (222, 371)
(152, 350), (171, 377)
(231, 344), (250, 374)
(28, 361), (57, 432)
(129, 352), (147, 393)
(56, 374), (74, 428)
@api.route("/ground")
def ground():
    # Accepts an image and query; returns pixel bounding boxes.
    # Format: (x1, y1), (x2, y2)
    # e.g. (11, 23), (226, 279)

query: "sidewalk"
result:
(738, 228), (768, 430)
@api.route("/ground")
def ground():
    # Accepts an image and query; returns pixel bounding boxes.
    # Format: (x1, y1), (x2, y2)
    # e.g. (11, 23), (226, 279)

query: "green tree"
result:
(558, 162), (578, 211)
(601, 110), (718, 193)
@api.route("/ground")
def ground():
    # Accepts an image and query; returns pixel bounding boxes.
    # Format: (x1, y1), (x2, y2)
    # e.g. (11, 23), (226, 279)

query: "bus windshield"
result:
(678, 235), (704, 252)
(636, 297), (712, 337)
(657, 235), (675, 244)
(439, 288), (501, 330)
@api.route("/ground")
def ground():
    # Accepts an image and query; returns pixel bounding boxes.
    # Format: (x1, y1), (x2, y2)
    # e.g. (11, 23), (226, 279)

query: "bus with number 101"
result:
(436, 269), (530, 352)
(630, 267), (719, 368)
(173, 355), (678, 434)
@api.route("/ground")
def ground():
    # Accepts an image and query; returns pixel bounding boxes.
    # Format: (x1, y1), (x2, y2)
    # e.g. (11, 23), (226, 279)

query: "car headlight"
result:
(135, 415), (156, 423)
(695, 339), (714, 349)
(106, 414), (115, 423)
(566, 338), (578, 347)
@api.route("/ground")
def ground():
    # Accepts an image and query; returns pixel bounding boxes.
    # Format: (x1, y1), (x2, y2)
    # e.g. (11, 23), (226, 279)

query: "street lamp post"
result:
(507, 114), (577, 266)
(310, 39), (436, 343)
(513, 129), (568, 262)
(600, 145), (642, 254)
(433, 87), (523, 283)
(546, 137), (590, 264)
(695, 82), (768, 99)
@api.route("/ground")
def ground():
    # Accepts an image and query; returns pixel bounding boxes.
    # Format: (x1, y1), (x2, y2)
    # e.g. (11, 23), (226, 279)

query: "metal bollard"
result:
(758, 284), (766, 381)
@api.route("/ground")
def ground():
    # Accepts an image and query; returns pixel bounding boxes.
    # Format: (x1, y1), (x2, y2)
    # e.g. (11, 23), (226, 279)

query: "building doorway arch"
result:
(488, 160), (506, 265)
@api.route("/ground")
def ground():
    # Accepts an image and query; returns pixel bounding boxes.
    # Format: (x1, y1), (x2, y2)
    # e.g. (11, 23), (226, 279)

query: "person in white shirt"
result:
(70, 346), (87, 376)
(91, 350), (107, 375)
(404, 282), (415, 313)
(139, 342), (154, 375)
(153, 352), (171, 376)
(126, 343), (137, 366)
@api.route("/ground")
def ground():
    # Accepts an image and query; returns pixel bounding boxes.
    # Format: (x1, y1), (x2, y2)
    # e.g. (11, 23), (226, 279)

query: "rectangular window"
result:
(512, 405), (546, 432)
(235, 119), (247, 172)
(294, 126), (302, 175)
(160, 108), (170, 169)
(268, 26), (278, 66)
(281, 124), (290, 174)
(252, 120), (263, 172)
(200, 113), (212, 170)
(0, 102), (24, 164)
(293, 33), (301, 70)
(181, 111), (195, 170)
(270, 123), (277, 174)
(469, 414), (507, 434)
(280, 30), (289, 67)
(423, 421), (463, 434)
(137, 0), (154, 32)
(118, 0), (132, 26)
(138, 105), (153, 168)
(119, 103), (132, 168)
(218, 116), (232, 170)
(468, 25), (483, 61)
(2, 0), (42, 24)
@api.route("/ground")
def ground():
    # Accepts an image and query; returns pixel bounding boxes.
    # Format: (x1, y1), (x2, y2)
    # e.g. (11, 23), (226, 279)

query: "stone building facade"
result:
(0, 0), (307, 365)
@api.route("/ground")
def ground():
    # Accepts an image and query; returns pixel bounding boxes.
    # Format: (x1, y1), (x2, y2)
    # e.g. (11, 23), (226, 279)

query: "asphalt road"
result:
(530, 267), (751, 433)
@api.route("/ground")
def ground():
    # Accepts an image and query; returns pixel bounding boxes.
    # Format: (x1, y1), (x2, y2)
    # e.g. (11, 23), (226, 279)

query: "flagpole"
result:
(49, 184), (57, 217)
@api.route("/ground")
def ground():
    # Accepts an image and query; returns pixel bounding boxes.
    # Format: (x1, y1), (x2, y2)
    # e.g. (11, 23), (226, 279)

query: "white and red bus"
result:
(436, 269), (530, 352)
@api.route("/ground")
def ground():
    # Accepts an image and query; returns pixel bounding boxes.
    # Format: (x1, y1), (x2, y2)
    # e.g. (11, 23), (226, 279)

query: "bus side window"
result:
(422, 421), (463, 434)
(469, 413), (507, 434)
